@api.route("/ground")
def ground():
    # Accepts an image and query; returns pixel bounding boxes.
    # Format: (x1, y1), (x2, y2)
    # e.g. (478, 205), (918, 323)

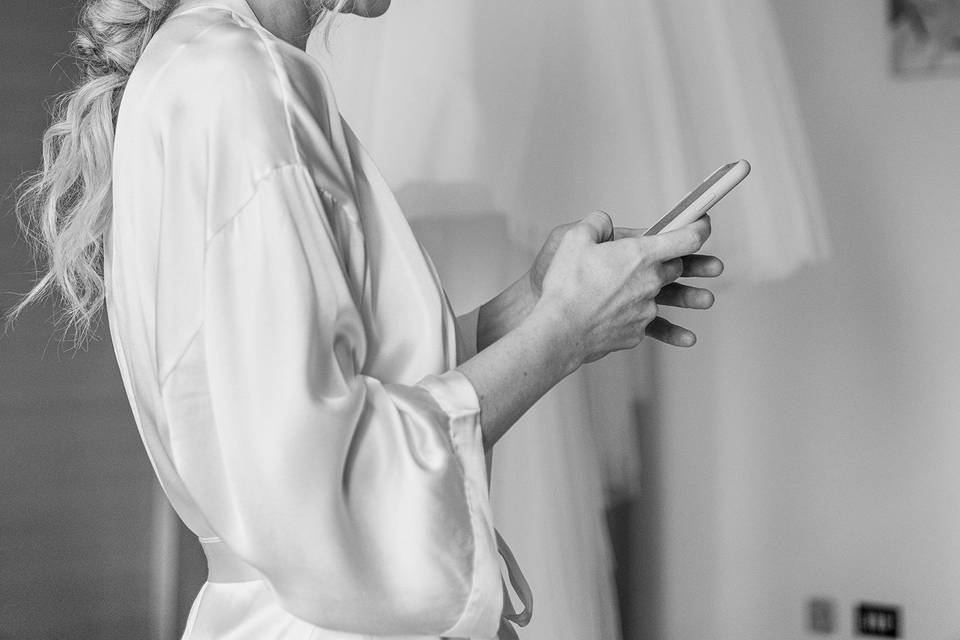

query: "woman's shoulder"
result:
(121, 4), (342, 170)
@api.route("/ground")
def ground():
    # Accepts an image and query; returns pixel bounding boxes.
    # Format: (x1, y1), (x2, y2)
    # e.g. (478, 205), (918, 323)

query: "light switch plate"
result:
(855, 603), (900, 637)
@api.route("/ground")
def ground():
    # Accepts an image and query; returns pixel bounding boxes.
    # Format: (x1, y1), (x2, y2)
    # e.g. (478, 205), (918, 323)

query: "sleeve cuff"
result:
(455, 306), (482, 364)
(419, 369), (503, 639)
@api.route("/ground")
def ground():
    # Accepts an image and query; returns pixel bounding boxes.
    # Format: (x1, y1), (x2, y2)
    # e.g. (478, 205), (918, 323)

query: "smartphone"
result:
(643, 159), (751, 236)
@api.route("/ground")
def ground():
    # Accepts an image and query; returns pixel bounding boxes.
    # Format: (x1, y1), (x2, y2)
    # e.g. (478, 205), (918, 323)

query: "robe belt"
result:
(200, 532), (534, 636)
(495, 529), (533, 639)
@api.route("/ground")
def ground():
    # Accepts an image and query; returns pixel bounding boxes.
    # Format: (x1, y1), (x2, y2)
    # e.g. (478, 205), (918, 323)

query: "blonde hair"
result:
(9, 0), (350, 346)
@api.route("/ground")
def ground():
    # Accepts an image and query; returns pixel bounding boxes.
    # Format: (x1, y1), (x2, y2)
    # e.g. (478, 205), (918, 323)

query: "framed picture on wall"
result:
(890, 0), (960, 76)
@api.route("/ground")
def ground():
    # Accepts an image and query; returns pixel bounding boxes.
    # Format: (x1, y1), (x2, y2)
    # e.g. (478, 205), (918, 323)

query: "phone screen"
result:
(643, 162), (738, 236)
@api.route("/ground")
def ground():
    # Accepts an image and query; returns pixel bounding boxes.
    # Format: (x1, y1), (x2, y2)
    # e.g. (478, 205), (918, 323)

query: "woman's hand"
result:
(609, 223), (723, 347)
(460, 212), (720, 450)
(534, 211), (721, 365)
(528, 213), (723, 303)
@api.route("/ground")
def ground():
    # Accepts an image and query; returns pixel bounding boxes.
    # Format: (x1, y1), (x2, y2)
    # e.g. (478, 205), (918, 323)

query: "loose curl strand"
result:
(8, 0), (350, 347)
(314, 0), (353, 53)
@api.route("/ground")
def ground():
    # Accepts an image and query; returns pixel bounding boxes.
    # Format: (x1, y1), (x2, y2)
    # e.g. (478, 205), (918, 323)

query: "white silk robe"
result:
(104, 1), (529, 638)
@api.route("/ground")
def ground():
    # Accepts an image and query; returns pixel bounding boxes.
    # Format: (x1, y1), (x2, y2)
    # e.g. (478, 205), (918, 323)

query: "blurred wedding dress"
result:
(307, 1), (828, 638)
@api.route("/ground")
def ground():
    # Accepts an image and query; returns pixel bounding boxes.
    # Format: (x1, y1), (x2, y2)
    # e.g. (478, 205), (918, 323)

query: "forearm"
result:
(471, 271), (537, 353)
(456, 302), (579, 452)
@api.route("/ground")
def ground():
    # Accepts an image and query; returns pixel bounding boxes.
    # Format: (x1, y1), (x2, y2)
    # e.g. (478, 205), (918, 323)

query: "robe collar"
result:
(169, 0), (260, 24)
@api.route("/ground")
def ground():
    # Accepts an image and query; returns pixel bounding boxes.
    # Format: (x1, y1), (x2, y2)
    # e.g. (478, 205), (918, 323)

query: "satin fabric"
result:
(104, 1), (528, 637)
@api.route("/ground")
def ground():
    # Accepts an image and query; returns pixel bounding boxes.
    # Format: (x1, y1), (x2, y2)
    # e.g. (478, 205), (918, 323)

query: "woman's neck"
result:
(246, 0), (316, 50)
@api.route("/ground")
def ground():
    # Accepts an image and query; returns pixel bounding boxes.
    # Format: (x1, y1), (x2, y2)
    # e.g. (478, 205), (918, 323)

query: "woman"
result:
(12, 0), (721, 637)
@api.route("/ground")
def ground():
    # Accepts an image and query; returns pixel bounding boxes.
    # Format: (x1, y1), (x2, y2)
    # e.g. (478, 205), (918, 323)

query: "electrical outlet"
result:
(808, 597), (836, 634)
(855, 603), (900, 637)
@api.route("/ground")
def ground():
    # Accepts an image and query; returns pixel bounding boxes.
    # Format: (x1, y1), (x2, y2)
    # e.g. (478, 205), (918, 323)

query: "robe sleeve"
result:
(175, 163), (503, 637)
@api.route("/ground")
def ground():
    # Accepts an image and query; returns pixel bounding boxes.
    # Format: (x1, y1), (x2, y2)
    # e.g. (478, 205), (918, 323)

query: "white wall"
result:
(650, 2), (960, 638)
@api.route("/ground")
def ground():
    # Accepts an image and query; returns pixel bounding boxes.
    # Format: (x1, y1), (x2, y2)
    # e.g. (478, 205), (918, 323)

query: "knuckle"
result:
(640, 301), (658, 322)
(590, 209), (613, 227)
(691, 288), (708, 308)
(652, 263), (668, 285)
(671, 258), (684, 278)
(567, 225), (592, 244)
(661, 258), (682, 283)
(560, 219), (580, 234)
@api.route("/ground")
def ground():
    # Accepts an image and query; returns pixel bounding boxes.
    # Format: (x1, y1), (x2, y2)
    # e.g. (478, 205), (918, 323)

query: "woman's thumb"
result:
(578, 210), (614, 243)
